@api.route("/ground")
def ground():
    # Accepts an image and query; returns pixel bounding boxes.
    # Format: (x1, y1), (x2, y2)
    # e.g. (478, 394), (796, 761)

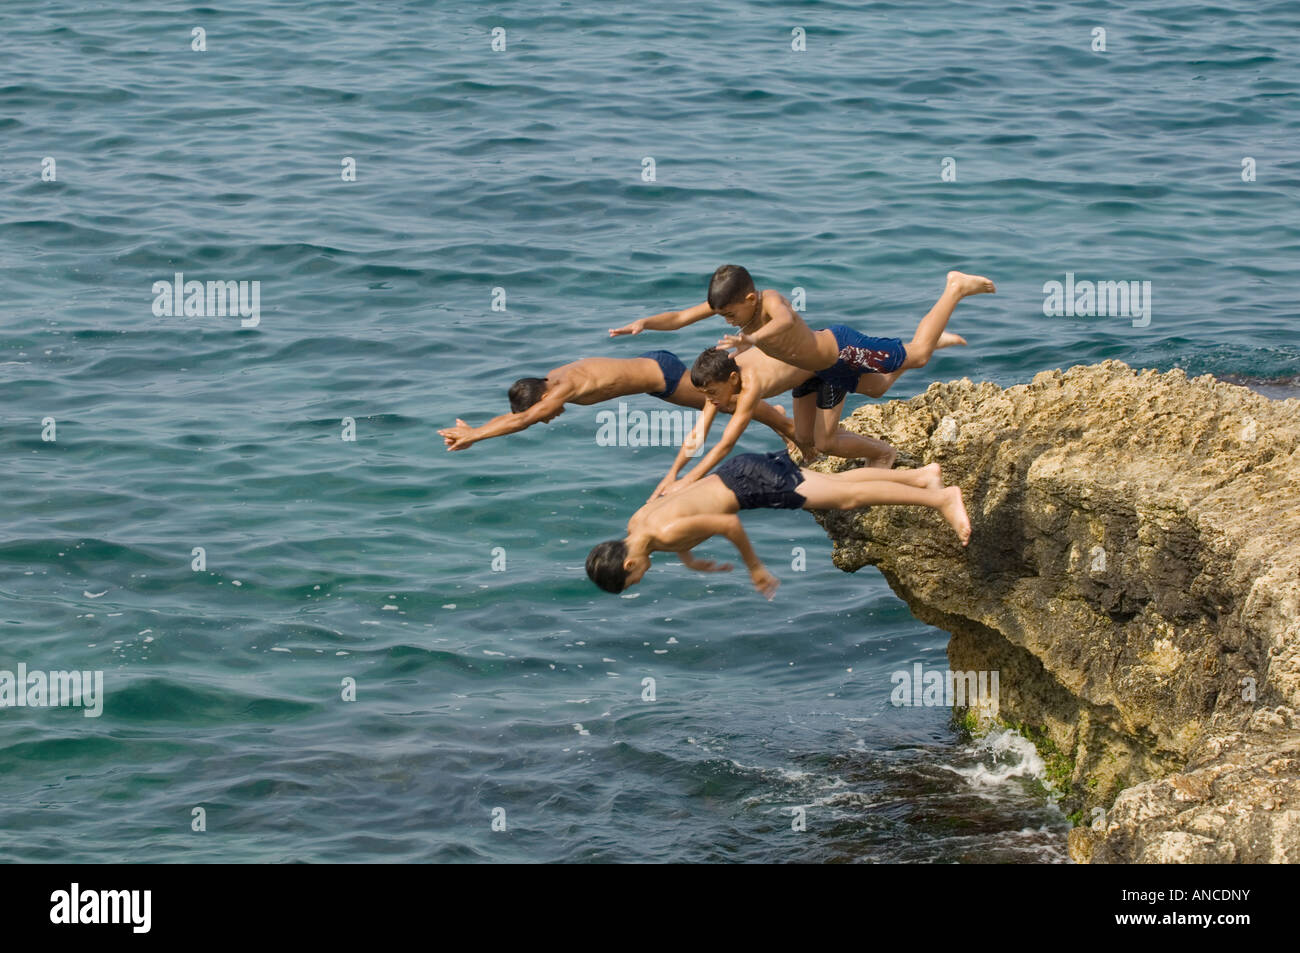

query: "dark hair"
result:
(508, 377), (548, 413)
(690, 347), (740, 388)
(586, 540), (630, 593)
(707, 264), (755, 310)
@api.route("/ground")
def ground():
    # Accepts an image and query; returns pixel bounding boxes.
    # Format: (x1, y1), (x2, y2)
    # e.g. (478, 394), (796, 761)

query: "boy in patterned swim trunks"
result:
(586, 451), (970, 600)
(438, 352), (806, 452)
(610, 266), (993, 464)
(612, 266), (993, 395)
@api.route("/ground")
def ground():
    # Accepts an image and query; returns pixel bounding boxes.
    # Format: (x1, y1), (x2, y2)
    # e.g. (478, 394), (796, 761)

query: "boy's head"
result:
(586, 539), (649, 593)
(708, 264), (758, 325)
(690, 347), (742, 410)
(508, 377), (548, 413)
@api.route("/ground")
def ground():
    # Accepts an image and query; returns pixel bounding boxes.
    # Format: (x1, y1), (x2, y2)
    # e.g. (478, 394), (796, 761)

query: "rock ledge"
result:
(812, 361), (1300, 863)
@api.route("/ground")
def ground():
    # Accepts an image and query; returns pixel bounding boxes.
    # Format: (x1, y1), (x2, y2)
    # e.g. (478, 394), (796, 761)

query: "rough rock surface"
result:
(810, 361), (1300, 863)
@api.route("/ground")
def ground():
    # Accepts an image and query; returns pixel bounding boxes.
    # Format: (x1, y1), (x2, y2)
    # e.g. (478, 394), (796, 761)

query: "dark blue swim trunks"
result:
(638, 350), (687, 399)
(715, 450), (808, 510)
(791, 375), (848, 410)
(815, 324), (907, 392)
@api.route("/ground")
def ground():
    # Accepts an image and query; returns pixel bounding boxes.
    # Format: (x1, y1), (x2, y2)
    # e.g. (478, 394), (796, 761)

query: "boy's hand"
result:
(717, 333), (754, 353)
(750, 566), (780, 600)
(609, 319), (646, 337)
(438, 420), (477, 451)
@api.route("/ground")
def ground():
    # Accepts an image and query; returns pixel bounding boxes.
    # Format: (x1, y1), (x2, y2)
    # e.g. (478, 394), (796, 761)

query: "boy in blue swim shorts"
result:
(586, 451), (971, 599)
(439, 352), (807, 453)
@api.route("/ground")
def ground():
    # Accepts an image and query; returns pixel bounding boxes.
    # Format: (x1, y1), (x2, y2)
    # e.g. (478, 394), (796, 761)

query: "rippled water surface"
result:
(1, 0), (1297, 862)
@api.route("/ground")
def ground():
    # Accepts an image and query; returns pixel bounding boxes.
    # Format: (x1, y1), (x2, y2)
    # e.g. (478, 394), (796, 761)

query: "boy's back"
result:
(546, 356), (665, 404)
(628, 474), (737, 536)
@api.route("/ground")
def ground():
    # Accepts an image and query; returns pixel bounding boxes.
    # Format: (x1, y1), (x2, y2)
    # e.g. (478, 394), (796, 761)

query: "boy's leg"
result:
(808, 385), (895, 467)
(751, 397), (818, 461)
(787, 400), (822, 462)
(815, 411), (895, 467)
(834, 270), (990, 399)
(853, 331), (967, 397)
(816, 461), (942, 488)
(794, 469), (971, 544)
(854, 367), (905, 398)
(791, 391), (818, 449)
(899, 270), (994, 371)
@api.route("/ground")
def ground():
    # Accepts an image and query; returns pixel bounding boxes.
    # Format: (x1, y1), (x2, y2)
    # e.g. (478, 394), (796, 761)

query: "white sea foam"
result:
(952, 727), (1052, 791)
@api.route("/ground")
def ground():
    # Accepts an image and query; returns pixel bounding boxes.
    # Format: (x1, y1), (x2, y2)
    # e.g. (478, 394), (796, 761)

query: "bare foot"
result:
(918, 462), (943, 489)
(938, 486), (971, 546)
(946, 270), (996, 298)
(937, 331), (968, 349)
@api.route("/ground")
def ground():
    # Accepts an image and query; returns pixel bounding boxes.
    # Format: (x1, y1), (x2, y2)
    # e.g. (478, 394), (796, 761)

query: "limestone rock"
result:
(811, 361), (1300, 864)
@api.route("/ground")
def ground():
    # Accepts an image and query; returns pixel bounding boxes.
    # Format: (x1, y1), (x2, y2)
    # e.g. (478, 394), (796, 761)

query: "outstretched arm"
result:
(649, 401), (718, 500)
(610, 301), (714, 336)
(666, 514), (778, 599)
(438, 391), (567, 450)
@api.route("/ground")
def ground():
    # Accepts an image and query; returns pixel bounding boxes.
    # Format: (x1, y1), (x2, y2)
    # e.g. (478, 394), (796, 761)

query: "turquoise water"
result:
(1, 1), (1296, 862)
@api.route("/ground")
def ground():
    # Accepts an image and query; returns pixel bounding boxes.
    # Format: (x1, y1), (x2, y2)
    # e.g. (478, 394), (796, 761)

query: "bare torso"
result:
(627, 475), (739, 551)
(748, 289), (838, 370)
(546, 357), (668, 404)
(736, 347), (817, 400)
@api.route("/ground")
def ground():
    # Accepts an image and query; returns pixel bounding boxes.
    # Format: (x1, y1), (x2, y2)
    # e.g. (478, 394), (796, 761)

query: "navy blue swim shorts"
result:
(791, 375), (848, 410)
(638, 350), (688, 400)
(715, 450), (808, 510)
